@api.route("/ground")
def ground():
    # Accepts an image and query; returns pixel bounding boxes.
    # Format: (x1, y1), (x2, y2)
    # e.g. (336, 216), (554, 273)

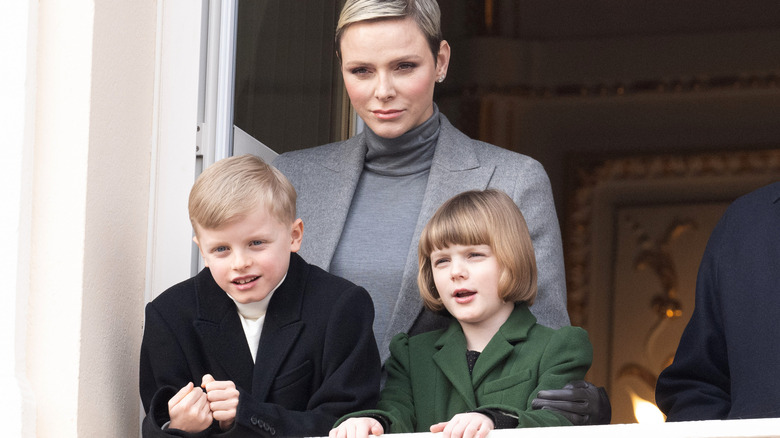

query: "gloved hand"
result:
(531, 380), (611, 425)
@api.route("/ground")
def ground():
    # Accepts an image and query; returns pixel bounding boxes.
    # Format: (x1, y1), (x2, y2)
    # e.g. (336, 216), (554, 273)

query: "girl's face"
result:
(430, 244), (514, 335)
(339, 17), (450, 139)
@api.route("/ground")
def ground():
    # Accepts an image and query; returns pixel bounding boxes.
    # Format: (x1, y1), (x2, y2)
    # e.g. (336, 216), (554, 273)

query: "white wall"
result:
(2, 0), (162, 436)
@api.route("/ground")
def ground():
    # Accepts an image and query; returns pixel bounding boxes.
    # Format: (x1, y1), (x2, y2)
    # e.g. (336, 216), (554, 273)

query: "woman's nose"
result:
(374, 72), (395, 101)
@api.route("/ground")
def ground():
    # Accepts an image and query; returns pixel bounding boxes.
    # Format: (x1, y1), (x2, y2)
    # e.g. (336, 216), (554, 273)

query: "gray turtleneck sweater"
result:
(330, 109), (440, 346)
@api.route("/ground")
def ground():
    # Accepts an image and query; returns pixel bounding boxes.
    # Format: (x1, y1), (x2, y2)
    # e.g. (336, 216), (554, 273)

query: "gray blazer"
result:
(274, 115), (569, 361)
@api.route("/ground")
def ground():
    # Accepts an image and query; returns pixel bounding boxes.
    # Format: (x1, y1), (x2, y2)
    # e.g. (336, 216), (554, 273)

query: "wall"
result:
(6, 0), (157, 436)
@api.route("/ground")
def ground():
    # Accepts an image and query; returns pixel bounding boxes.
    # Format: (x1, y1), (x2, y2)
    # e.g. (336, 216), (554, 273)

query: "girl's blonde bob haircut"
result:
(335, 0), (443, 61)
(188, 154), (297, 233)
(417, 189), (538, 313)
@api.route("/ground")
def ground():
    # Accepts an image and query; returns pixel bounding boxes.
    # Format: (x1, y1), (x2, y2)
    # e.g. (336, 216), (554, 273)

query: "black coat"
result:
(140, 252), (381, 437)
(656, 182), (780, 421)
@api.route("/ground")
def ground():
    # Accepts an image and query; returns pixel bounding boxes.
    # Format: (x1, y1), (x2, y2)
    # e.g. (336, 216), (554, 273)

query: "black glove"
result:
(531, 380), (612, 425)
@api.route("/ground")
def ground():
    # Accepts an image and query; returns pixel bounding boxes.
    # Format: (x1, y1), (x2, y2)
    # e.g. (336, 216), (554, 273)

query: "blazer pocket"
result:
(271, 359), (313, 391)
(483, 369), (532, 394)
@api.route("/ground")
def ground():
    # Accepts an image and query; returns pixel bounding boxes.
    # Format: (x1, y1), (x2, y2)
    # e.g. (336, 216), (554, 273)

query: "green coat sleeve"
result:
(334, 333), (418, 433)
(481, 326), (593, 428)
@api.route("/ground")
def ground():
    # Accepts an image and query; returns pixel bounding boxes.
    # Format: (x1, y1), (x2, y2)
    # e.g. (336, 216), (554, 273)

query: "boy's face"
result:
(429, 244), (514, 334)
(194, 206), (303, 304)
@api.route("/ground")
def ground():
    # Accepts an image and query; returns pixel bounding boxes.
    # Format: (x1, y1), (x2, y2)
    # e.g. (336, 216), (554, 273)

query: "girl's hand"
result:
(201, 374), (240, 430)
(430, 412), (494, 438)
(329, 417), (385, 438)
(168, 382), (213, 432)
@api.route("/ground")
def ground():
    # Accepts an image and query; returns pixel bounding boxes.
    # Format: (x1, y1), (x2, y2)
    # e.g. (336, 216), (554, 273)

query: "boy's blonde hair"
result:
(417, 189), (537, 313)
(335, 0), (443, 62)
(188, 154), (297, 232)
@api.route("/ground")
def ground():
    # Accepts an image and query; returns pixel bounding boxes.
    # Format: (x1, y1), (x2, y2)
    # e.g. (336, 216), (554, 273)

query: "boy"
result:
(140, 154), (381, 437)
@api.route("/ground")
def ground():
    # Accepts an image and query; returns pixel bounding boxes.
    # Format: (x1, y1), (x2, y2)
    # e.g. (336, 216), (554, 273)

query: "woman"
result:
(273, 0), (608, 425)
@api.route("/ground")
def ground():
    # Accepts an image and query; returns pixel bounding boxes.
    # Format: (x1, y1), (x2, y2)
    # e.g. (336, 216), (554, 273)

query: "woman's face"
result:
(339, 17), (450, 139)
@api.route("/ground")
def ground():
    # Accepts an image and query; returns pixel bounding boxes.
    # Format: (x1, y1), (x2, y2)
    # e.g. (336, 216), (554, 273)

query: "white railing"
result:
(320, 418), (780, 438)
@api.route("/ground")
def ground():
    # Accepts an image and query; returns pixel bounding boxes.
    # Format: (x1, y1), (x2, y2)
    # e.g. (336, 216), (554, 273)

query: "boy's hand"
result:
(201, 374), (239, 431)
(329, 417), (384, 438)
(168, 382), (213, 433)
(430, 412), (494, 438)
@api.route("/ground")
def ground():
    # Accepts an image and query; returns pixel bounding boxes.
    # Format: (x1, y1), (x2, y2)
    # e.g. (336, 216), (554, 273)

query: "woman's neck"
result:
(363, 104), (440, 176)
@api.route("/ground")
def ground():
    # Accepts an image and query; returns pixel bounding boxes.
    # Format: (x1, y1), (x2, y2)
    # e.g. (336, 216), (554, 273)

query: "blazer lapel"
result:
(250, 254), (306, 399)
(385, 116), (496, 350)
(433, 324), (478, 409)
(298, 136), (366, 270)
(471, 305), (535, 388)
(193, 269), (254, 391)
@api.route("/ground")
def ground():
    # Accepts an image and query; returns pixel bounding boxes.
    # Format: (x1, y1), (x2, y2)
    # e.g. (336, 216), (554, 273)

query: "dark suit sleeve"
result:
(656, 225), (732, 421)
(140, 302), (188, 412)
(225, 284), (381, 437)
(140, 302), (220, 436)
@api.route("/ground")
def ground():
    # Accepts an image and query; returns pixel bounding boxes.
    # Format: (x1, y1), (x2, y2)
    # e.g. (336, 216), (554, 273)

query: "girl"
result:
(329, 189), (592, 438)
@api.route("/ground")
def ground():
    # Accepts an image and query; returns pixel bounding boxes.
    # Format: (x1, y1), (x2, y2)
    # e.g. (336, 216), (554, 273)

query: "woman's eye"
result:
(350, 67), (370, 75)
(397, 62), (416, 71)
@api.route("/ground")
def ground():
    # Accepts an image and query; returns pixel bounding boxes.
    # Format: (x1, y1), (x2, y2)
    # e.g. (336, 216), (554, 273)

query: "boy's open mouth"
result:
(233, 276), (259, 285)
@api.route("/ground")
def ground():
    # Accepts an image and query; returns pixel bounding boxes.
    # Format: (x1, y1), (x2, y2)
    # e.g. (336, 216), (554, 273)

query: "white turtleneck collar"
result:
(225, 274), (286, 362)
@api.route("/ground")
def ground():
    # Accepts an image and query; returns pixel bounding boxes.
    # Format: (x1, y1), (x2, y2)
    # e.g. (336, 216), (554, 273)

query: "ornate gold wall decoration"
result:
(563, 149), (780, 423)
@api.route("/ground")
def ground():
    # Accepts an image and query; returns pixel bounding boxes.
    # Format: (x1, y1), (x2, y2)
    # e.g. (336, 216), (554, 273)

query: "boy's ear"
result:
(192, 235), (209, 267)
(289, 218), (304, 253)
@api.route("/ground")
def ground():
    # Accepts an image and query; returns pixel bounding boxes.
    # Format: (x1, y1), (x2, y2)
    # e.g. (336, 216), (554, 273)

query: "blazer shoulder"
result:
(275, 140), (342, 162)
(708, 181), (780, 253)
(473, 140), (545, 170)
(147, 274), (200, 312)
(273, 139), (353, 174)
(440, 116), (543, 169)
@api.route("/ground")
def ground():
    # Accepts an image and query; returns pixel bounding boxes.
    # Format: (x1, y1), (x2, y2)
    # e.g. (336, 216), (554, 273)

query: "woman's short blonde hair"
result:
(188, 154), (297, 233)
(417, 189), (538, 313)
(335, 0), (443, 61)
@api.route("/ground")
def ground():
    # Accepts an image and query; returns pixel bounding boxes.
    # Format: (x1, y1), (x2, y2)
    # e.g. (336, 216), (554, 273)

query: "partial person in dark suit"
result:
(139, 154), (380, 437)
(273, 0), (610, 425)
(329, 190), (592, 438)
(656, 181), (780, 421)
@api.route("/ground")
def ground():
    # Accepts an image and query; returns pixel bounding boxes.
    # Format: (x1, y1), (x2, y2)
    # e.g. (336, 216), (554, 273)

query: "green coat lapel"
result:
(433, 323), (477, 409)
(470, 305), (536, 389)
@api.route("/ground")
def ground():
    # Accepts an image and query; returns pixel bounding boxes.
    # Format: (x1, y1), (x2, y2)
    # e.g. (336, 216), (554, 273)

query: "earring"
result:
(437, 75), (445, 83)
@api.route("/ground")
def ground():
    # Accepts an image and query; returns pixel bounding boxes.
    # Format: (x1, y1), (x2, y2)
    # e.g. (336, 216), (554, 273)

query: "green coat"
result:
(341, 304), (592, 432)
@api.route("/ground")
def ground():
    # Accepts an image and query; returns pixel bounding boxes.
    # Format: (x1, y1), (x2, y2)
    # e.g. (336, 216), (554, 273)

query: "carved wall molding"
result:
(565, 149), (780, 328)
(440, 72), (780, 100)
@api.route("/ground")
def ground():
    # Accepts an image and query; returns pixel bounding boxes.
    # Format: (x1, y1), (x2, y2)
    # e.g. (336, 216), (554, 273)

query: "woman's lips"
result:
(372, 109), (403, 120)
